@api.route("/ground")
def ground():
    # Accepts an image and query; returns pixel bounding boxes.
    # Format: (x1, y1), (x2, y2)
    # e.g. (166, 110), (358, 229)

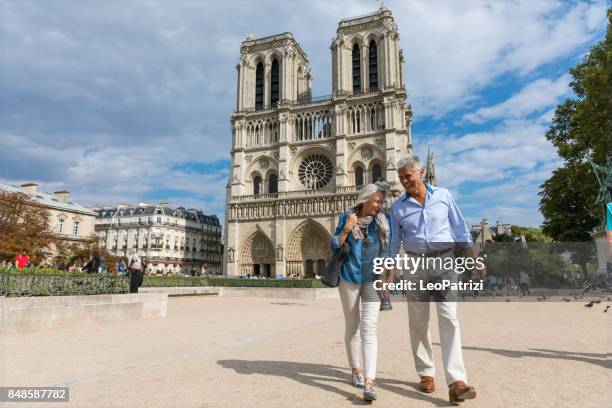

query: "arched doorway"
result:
(286, 220), (332, 277)
(317, 259), (326, 275)
(240, 230), (274, 277)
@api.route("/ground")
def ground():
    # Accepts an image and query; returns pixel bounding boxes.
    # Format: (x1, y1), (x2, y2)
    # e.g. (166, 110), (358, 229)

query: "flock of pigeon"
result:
(455, 290), (611, 311)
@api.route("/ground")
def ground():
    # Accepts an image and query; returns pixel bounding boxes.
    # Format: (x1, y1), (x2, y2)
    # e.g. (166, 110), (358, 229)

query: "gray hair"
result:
(396, 154), (423, 171)
(354, 183), (385, 208)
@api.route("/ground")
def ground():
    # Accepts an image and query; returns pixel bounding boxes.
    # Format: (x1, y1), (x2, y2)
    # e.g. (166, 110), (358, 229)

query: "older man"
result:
(390, 154), (484, 404)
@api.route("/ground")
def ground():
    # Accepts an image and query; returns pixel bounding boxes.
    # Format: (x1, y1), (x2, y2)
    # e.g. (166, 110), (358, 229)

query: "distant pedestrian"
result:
(128, 251), (144, 293)
(117, 260), (127, 276)
(15, 251), (30, 269)
(519, 270), (531, 296)
(83, 252), (101, 273)
(487, 275), (497, 291)
(98, 257), (106, 273)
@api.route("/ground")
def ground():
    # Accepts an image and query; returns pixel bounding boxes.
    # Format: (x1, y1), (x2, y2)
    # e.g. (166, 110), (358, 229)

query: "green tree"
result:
(509, 226), (552, 242)
(0, 191), (53, 263)
(539, 9), (611, 241)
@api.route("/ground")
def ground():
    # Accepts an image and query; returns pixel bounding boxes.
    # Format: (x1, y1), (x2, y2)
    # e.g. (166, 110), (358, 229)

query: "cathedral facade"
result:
(224, 6), (413, 277)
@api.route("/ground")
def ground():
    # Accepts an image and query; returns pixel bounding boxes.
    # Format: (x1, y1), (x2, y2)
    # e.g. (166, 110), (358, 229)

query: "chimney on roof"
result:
(138, 202), (151, 208)
(53, 190), (70, 203)
(20, 182), (38, 197)
(117, 203), (130, 209)
(160, 202), (169, 208)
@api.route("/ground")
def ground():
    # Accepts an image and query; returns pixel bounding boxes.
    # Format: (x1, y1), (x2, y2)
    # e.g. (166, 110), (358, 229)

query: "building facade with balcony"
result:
(225, 6), (413, 277)
(0, 182), (97, 259)
(94, 203), (223, 275)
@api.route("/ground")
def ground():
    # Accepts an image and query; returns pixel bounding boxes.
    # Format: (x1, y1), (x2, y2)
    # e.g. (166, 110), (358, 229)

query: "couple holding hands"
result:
(331, 154), (485, 404)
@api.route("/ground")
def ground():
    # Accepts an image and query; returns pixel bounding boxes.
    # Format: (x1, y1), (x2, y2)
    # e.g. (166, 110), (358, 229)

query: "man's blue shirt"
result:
(390, 183), (472, 255)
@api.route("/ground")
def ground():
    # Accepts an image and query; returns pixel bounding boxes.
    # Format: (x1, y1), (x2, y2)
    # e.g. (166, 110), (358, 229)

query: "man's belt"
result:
(406, 248), (453, 257)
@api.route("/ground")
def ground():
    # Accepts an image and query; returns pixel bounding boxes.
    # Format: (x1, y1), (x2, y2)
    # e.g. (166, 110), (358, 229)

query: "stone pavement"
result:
(1, 295), (609, 407)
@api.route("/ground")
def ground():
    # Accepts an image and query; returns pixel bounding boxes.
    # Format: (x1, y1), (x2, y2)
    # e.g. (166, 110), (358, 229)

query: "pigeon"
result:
(604, 306), (610, 313)
(506, 299), (511, 302)
(584, 301), (594, 308)
(562, 297), (571, 302)
(537, 297), (543, 302)
(594, 299), (601, 304)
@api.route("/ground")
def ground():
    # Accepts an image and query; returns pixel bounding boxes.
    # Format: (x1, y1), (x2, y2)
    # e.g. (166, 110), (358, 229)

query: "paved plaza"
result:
(2, 295), (609, 407)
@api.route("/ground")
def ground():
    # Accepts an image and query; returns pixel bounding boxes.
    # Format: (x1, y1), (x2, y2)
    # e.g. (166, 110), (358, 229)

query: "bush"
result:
(142, 275), (327, 288)
(0, 266), (129, 297)
(206, 276), (326, 288)
(143, 275), (209, 288)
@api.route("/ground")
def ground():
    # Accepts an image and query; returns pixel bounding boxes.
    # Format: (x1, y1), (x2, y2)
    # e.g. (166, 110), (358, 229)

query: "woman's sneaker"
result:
(379, 291), (392, 311)
(363, 381), (377, 401)
(352, 372), (365, 388)
(380, 298), (392, 311)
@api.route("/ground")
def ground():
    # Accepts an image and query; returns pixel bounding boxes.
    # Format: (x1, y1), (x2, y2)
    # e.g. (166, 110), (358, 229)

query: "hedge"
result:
(0, 267), (129, 297)
(143, 275), (327, 288)
(0, 267), (327, 296)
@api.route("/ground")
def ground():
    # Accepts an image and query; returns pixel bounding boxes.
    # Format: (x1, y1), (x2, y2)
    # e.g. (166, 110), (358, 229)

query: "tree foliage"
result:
(539, 9), (611, 241)
(0, 191), (53, 263)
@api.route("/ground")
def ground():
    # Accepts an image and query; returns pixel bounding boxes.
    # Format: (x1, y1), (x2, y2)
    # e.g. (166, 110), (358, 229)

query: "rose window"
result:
(298, 154), (333, 189)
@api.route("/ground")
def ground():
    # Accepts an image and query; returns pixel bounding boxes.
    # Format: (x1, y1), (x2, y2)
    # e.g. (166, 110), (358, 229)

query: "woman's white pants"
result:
(338, 279), (380, 380)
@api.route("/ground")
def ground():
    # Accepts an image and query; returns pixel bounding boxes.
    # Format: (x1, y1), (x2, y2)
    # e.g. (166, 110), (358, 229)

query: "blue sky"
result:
(0, 0), (607, 228)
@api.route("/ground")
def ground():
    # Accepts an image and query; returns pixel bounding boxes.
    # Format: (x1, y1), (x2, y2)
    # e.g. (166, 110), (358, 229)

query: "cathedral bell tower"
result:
(224, 6), (413, 278)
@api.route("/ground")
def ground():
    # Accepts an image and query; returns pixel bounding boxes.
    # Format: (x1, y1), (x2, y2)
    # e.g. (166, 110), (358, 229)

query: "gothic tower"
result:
(224, 5), (413, 277)
(426, 147), (437, 186)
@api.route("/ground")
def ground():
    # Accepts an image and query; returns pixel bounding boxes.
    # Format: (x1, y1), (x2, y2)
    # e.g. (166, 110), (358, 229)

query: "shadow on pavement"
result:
(434, 343), (610, 369)
(217, 359), (451, 406)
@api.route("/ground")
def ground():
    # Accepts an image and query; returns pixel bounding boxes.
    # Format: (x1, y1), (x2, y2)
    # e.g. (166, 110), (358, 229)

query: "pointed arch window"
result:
(253, 176), (262, 195)
(255, 62), (264, 109)
(355, 166), (364, 186)
(270, 59), (280, 106)
(268, 174), (278, 194)
(372, 163), (383, 182)
(352, 44), (361, 94)
(368, 40), (378, 91)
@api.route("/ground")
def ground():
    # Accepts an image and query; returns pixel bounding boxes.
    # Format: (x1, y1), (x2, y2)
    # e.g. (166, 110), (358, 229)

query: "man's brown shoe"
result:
(448, 381), (476, 404)
(419, 376), (435, 393)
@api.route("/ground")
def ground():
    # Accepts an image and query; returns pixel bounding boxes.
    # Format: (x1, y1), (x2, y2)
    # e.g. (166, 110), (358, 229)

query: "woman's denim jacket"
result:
(331, 211), (391, 286)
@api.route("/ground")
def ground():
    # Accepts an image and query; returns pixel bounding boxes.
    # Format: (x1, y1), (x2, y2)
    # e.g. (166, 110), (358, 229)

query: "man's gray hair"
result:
(396, 154), (423, 171)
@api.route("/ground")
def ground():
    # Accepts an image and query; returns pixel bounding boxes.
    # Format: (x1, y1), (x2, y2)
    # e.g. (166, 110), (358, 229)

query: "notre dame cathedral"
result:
(224, 5), (413, 277)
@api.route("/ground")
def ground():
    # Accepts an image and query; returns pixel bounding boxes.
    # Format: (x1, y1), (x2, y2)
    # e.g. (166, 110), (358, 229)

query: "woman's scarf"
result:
(347, 209), (390, 249)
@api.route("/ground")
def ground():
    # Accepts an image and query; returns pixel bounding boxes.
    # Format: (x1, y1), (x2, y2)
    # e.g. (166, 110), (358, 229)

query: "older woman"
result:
(331, 183), (392, 401)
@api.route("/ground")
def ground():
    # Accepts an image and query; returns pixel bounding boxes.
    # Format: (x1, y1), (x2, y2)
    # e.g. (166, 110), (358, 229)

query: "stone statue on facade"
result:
(275, 244), (283, 260)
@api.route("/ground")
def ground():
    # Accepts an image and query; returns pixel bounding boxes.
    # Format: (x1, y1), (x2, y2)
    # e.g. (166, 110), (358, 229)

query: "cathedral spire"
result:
(426, 147), (437, 186)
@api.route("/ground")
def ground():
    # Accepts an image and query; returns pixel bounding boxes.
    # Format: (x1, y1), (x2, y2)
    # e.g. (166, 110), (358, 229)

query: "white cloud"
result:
(393, 0), (606, 117)
(1, 0), (606, 228)
(462, 74), (571, 123)
(414, 114), (562, 227)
